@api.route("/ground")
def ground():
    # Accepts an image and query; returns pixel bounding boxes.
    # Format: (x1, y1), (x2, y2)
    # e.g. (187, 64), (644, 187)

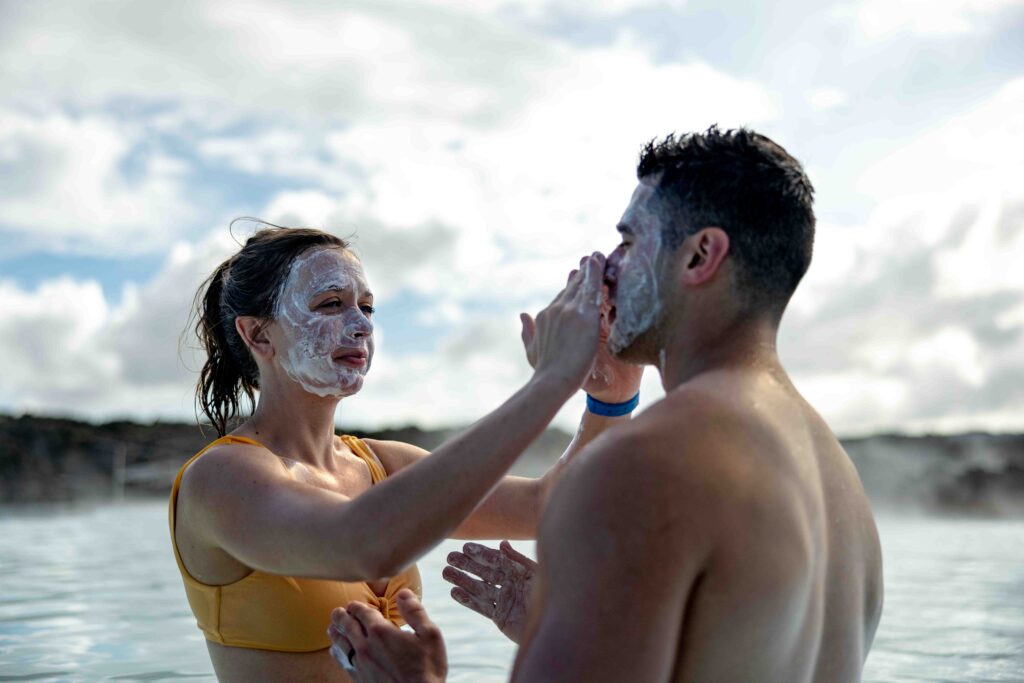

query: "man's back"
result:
(664, 367), (883, 681)
(514, 365), (883, 683)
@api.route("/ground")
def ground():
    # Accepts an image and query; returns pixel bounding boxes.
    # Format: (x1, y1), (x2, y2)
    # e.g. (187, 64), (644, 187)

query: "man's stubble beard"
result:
(608, 304), (668, 368)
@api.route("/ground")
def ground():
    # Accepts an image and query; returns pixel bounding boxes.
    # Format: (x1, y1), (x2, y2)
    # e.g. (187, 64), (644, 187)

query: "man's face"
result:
(604, 178), (669, 359)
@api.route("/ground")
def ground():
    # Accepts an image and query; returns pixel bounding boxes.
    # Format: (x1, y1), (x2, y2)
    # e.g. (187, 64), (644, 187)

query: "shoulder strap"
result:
(341, 435), (388, 484)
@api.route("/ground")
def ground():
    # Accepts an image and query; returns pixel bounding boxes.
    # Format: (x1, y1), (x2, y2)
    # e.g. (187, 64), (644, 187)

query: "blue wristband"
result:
(586, 392), (640, 417)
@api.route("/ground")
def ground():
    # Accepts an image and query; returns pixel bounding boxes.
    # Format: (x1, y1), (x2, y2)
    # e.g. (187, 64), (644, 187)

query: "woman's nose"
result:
(346, 314), (373, 339)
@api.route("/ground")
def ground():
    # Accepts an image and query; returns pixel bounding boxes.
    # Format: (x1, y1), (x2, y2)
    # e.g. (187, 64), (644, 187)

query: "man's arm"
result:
(511, 427), (711, 683)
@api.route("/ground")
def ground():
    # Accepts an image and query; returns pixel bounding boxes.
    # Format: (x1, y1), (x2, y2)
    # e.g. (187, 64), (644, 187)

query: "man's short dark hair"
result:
(637, 126), (815, 317)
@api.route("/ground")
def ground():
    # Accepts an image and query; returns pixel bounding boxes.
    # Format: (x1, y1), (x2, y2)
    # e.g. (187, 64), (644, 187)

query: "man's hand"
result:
(443, 541), (537, 644)
(582, 283), (644, 403)
(329, 589), (447, 683)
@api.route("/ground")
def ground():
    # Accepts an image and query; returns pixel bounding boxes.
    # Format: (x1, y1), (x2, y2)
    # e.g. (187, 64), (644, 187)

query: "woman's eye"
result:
(319, 299), (342, 309)
(360, 305), (376, 316)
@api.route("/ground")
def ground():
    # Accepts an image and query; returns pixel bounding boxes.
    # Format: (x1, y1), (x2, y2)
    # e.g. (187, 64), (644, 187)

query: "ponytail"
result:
(194, 258), (255, 437)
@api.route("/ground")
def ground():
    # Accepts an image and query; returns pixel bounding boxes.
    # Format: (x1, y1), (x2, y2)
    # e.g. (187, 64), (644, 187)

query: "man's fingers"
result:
(343, 601), (390, 659)
(499, 541), (538, 571)
(395, 589), (441, 643)
(442, 565), (497, 597)
(447, 550), (505, 584)
(328, 623), (351, 649)
(332, 607), (367, 653)
(464, 541), (516, 570)
(442, 566), (501, 617)
(327, 623), (356, 670)
(348, 601), (389, 631)
(330, 643), (357, 674)
(450, 586), (496, 618)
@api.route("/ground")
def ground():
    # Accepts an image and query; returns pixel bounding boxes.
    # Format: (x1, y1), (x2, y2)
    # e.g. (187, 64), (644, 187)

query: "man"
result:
(330, 126), (884, 682)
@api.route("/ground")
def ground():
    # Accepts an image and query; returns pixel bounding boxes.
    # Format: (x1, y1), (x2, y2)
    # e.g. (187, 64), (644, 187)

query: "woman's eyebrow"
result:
(312, 281), (351, 296)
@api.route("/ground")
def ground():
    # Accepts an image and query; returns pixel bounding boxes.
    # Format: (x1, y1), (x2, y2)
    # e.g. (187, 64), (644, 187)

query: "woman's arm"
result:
(181, 254), (607, 581)
(365, 280), (646, 540)
(366, 407), (633, 540)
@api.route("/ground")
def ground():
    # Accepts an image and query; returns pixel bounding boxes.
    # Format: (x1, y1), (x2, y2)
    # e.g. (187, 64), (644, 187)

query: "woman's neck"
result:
(241, 386), (343, 470)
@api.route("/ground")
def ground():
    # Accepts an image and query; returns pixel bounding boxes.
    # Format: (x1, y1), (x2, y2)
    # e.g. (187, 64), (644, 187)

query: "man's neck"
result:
(657, 314), (781, 392)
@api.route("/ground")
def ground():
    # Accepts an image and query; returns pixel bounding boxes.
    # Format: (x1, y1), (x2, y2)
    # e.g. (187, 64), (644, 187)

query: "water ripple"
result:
(1, 504), (1022, 682)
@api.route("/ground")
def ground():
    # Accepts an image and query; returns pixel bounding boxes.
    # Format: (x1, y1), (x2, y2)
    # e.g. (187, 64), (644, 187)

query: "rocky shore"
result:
(2, 413), (1022, 516)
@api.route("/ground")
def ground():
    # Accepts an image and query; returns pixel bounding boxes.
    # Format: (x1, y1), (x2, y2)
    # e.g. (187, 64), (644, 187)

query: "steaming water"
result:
(1, 502), (1022, 682)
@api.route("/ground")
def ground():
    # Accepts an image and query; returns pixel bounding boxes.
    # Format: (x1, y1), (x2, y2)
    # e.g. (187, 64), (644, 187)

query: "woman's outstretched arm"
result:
(365, 281), (646, 540)
(178, 254), (606, 581)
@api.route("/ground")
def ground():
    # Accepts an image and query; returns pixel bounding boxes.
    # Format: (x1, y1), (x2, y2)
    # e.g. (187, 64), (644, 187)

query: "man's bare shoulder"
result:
(563, 385), (807, 549)
(551, 388), (748, 542)
(582, 385), (756, 482)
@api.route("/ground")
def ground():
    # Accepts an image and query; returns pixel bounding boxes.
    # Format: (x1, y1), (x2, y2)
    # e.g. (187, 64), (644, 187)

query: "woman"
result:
(169, 225), (642, 681)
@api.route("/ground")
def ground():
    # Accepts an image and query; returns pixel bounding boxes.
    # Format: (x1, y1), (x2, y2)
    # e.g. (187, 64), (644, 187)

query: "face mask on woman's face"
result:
(273, 248), (375, 398)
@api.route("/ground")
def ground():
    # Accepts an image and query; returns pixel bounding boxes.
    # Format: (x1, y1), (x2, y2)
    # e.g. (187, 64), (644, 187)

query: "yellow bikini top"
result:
(168, 434), (423, 653)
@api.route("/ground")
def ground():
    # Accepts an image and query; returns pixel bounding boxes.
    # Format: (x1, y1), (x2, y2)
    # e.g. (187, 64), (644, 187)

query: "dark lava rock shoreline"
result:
(2, 413), (1023, 516)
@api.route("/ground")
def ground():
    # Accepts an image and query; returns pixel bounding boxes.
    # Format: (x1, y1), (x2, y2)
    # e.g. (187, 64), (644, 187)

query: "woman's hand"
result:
(442, 541), (536, 644)
(520, 253), (605, 394)
(582, 283), (645, 403)
(329, 589), (447, 683)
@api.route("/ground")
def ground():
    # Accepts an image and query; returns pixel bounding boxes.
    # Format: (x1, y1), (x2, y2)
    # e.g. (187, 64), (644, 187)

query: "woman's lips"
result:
(333, 350), (368, 367)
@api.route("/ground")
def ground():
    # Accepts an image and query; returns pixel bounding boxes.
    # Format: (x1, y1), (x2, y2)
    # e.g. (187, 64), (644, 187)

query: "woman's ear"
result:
(678, 227), (730, 287)
(235, 316), (274, 361)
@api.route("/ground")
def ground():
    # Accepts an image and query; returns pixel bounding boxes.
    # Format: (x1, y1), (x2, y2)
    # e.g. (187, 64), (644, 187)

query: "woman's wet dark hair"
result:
(192, 220), (349, 436)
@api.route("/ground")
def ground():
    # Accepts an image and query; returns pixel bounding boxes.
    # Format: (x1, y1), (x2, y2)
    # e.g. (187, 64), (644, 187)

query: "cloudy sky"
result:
(1, 0), (1022, 436)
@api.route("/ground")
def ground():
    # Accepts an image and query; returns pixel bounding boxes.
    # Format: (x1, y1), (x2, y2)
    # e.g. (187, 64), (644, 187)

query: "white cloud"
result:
(781, 78), (1024, 434)
(0, 0), (555, 125)
(855, 0), (1019, 37)
(0, 108), (194, 253)
(0, 231), (238, 420)
(806, 87), (849, 111)
(1, 0), (1021, 435)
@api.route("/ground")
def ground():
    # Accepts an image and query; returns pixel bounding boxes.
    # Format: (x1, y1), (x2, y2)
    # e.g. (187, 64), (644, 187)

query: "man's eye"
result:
(361, 305), (376, 316)
(319, 299), (342, 309)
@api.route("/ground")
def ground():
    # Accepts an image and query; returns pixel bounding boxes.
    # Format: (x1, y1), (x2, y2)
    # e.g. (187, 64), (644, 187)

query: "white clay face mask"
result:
(608, 194), (665, 356)
(273, 248), (373, 398)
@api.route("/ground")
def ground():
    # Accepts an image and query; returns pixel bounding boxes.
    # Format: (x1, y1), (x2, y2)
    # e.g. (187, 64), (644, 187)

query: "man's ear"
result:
(235, 316), (274, 361)
(677, 227), (729, 287)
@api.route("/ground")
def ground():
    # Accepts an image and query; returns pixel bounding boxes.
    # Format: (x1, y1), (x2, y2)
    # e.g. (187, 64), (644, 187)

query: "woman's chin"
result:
(300, 376), (365, 400)
(331, 374), (366, 399)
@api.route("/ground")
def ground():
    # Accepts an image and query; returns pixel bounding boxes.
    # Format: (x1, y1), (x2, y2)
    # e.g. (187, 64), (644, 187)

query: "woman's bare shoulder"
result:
(360, 438), (429, 475)
(180, 439), (288, 501)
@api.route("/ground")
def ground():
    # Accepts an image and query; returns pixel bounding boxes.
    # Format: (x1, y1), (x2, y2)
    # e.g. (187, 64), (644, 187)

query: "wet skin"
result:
(329, 176), (884, 683)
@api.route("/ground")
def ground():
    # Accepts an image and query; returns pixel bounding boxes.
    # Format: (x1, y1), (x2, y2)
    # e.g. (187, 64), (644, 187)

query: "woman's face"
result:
(271, 247), (375, 398)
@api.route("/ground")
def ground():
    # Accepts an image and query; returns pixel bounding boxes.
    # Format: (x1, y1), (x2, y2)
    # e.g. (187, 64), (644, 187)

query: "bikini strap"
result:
(341, 435), (388, 484)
